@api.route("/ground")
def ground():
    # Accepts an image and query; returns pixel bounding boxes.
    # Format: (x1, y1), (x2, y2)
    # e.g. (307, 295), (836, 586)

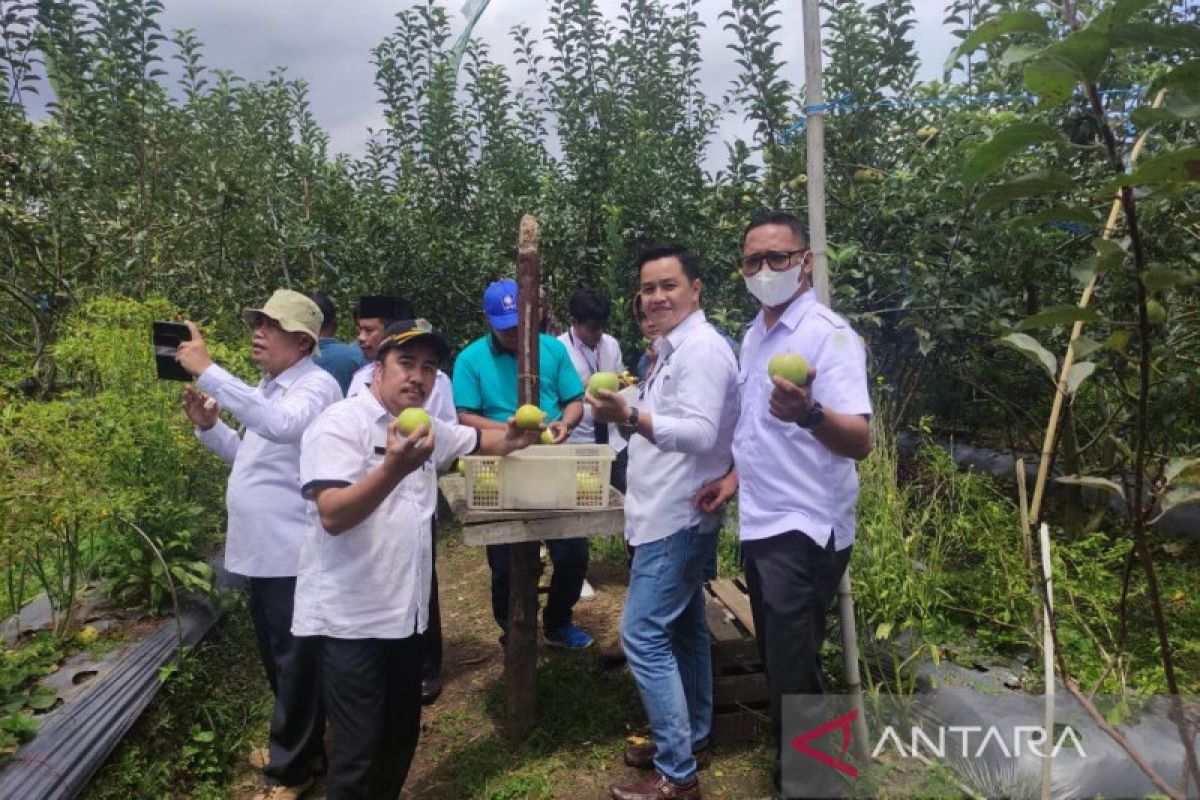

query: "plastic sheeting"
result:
(0, 567), (237, 800)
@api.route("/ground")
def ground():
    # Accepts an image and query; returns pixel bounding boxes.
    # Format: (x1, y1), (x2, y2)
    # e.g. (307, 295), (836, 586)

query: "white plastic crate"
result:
(464, 444), (616, 510)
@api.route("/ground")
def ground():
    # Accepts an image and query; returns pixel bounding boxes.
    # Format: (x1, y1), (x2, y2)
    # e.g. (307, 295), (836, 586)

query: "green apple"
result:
(768, 353), (811, 387)
(1146, 300), (1168, 324)
(540, 429), (556, 445)
(474, 472), (498, 493)
(395, 407), (432, 436)
(588, 371), (620, 395)
(514, 404), (545, 431)
(455, 458), (465, 475)
(576, 472), (603, 494)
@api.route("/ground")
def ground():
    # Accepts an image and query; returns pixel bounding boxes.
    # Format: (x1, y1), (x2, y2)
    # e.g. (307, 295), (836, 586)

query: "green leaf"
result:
(977, 171), (1074, 211)
(1018, 305), (1104, 330)
(1001, 43), (1043, 67)
(1109, 23), (1200, 51)
(1010, 204), (1100, 229)
(1165, 457), (1200, 486)
(1056, 475), (1125, 499)
(1132, 93), (1200, 127)
(1087, 0), (1156, 32)
(1071, 336), (1104, 358)
(948, 10), (1051, 66)
(1065, 361), (1096, 394)
(25, 690), (58, 711)
(963, 123), (1063, 190)
(1140, 269), (1196, 291)
(875, 621), (894, 640)
(1025, 56), (1078, 105)
(1149, 61), (1200, 94)
(996, 332), (1057, 380)
(1093, 238), (1126, 270)
(1110, 147), (1200, 188)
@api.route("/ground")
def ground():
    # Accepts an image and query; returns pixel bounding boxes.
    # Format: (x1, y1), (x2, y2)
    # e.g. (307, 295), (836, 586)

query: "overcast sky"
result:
(148, 0), (956, 160)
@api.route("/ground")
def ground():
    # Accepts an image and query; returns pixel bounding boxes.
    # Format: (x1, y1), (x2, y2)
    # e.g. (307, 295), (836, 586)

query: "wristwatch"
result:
(618, 406), (640, 438)
(798, 402), (825, 432)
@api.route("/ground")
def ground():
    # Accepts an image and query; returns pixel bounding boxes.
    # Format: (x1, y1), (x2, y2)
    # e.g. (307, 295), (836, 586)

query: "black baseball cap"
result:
(375, 319), (451, 362)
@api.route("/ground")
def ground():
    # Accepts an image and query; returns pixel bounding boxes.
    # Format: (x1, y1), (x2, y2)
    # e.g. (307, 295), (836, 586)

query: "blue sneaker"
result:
(544, 622), (594, 650)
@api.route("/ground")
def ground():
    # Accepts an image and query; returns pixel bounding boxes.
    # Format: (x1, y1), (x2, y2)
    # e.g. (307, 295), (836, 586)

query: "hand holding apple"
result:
(383, 417), (435, 475)
(586, 387), (629, 425)
(175, 321), (214, 377)
(546, 420), (572, 444)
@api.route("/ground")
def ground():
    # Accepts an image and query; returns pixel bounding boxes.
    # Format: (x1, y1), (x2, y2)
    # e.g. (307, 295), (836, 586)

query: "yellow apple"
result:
(396, 407), (432, 436)
(768, 353), (811, 387)
(514, 404), (545, 431)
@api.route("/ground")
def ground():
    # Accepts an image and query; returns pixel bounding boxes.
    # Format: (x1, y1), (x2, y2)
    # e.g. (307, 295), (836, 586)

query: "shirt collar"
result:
(752, 289), (817, 335)
(265, 355), (313, 391)
(659, 309), (706, 359)
(355, 383), (392, 423)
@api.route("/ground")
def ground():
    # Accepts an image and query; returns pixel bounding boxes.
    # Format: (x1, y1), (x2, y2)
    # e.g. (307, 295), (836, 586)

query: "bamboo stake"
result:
(1026, 90), (1166, 525)
(1039, 522), (1055, 800)
(802, 0), (869, 761)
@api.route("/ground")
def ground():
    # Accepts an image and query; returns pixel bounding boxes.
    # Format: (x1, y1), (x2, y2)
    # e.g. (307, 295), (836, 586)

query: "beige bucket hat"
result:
(241, 289), (324, 355)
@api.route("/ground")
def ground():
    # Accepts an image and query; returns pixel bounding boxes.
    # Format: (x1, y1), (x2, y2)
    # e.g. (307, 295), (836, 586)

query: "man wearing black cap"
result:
(295, 320), (539, 799)
(346, 296), (455, 704)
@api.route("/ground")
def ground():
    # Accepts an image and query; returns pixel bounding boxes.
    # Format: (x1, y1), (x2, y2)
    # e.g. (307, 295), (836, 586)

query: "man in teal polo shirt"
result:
(453, 279), (593, 649)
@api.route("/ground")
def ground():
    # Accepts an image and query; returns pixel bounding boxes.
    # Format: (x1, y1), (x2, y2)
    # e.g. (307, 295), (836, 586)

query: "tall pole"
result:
(802, 0), (868, 760)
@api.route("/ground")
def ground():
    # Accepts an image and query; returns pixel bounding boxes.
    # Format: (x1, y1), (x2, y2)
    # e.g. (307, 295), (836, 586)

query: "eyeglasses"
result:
(740, 249), (807, 276)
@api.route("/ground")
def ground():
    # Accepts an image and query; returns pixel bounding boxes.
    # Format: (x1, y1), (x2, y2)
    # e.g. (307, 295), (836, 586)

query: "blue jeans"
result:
(621, 526), (717, 784)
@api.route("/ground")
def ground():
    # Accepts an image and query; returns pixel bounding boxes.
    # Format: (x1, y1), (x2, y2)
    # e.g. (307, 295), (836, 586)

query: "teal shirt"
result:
(452, 334), (585, 423)
(313, 338), (368, 396)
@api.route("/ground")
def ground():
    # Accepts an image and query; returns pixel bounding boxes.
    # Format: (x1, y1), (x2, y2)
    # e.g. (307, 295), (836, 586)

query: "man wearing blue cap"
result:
(452, 279), (594, 650)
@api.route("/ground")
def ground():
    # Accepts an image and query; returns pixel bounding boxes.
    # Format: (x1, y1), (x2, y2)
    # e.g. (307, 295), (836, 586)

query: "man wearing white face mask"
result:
(696, 211), (871, 800)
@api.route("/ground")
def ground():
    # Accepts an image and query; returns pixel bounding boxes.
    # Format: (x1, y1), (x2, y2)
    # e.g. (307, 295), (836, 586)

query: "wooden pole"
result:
(802, 0), (868, 761)
(506, 213), (542, 740)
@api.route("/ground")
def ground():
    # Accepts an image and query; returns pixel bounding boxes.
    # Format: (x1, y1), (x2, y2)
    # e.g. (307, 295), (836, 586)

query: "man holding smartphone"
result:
(178, 289), (342, 800)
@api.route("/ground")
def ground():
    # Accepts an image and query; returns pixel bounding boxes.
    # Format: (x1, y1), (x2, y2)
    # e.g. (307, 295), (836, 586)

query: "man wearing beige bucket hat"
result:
(178, 289), (342, 800)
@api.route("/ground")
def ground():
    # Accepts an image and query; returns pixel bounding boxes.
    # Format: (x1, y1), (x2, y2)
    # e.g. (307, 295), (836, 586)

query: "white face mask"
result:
(744, 264), (804, 307)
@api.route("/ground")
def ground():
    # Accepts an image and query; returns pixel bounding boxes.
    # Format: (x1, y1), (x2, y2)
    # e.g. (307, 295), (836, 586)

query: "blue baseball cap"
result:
(483, 279), (519, 330)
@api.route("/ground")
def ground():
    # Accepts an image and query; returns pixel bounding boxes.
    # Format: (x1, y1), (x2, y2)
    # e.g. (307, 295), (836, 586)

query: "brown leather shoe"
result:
(610, 772), (700, 800)
(623, 736), (711, 770)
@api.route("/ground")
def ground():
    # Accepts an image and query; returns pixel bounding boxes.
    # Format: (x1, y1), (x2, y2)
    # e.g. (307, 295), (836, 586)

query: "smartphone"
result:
(152, 320), (193, 381)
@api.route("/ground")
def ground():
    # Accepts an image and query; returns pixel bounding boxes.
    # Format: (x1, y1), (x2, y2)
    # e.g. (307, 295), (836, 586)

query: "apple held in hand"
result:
(588, 371), (620, 395)
(540, 429), (556, 445)
(396, 407), (432, 436)
(514, 404), (545, 431)
(768, 353), (811, 387)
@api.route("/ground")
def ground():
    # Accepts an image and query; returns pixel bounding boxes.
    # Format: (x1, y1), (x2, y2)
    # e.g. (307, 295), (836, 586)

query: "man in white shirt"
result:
(591, 245), (739, 800)
(294, 320), (537, 799)
(346, 304), (455, 705)
(178, 290), (342, 800)
(558, 286), (629, 492)
(697, 211), (872, 799)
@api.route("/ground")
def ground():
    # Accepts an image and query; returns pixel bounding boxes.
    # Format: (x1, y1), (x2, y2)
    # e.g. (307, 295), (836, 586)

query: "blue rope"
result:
(779, 87), (1143, 143)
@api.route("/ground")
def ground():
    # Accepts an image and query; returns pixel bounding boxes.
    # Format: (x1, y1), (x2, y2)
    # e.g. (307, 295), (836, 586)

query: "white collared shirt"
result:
(624, 310), (739, 547)
(292, 390), (479, 639)
(557, 330), (627, 450)
(733, 291), (872, 550)
(346, 362), (456, 423)
(195, 357), (342, 577)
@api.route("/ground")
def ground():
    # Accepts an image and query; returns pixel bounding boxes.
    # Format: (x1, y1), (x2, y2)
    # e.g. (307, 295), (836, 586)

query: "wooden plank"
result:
(713, 672), (770, 708)
(459, 489), (624, 525)
(438, 474), (468, 520)
(709, 578), (756, 636)
(461, 507), (625, 546)
(710, 639), (762, 673)
(711, 709), (769, 743)
(704, 591), (742, 643)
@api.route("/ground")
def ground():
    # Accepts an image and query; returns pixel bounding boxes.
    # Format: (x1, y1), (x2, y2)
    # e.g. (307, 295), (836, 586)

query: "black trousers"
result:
(247, 576), (325, 787)
(421, 518), (442, 682)
(742, 532), (851, 798)
(322, 635), (423, 800)
(487, 537), (588, 632)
